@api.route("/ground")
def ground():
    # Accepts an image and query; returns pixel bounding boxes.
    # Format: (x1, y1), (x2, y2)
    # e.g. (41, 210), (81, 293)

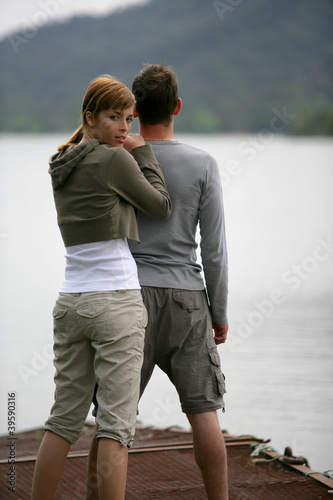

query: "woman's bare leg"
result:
(31, 431), (71, 500)
(86, 426), (99, 499)
(97, 437), (128, 500)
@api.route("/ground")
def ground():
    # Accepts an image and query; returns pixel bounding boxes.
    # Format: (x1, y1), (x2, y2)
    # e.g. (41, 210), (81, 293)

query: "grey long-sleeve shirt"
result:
(129, 140), (228, 323)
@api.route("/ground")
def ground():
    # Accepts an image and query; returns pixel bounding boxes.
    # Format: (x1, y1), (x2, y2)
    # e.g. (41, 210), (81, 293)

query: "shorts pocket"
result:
(206, 335), (221, 366)
(53, 305), (76, 345)
(77, 301), (109, 318)
(172, 290), (202, 313)
(53, 306), (68, 320)
(215, 371), (226, 398)
(206, 336), (226, 397)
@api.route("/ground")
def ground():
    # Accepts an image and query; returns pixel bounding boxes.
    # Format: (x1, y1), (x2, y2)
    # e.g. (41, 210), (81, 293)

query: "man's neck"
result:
(139, 123), (174, 141)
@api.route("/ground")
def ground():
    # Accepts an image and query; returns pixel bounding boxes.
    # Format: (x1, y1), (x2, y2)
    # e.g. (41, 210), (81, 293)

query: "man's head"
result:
(132, 64), (180, 126)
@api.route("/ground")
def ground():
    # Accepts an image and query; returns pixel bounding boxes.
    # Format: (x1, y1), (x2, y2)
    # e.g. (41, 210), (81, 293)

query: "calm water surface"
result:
(0, 133), (332, 472)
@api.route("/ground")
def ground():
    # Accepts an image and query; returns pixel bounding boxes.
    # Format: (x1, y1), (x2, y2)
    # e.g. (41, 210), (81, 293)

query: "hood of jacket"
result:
(48, 139), (102, 191)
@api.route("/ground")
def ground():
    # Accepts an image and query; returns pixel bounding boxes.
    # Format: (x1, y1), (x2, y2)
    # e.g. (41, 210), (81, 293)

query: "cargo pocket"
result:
(215, 371), (226, 398)
(52, 306), (71, 345)
(172, 290), (202, 313)
(53, 306), (68, 320)
(207, 335), (221, 366)
(207, 336), (226, 398)
(77, 302), (109, 318)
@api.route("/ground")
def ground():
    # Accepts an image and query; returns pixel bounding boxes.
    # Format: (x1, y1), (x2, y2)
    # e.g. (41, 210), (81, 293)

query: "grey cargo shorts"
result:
(140, 287), (226, 414)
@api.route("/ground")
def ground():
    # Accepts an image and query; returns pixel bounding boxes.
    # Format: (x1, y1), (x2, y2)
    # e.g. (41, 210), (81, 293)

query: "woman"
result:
(31, 74), (171, 500)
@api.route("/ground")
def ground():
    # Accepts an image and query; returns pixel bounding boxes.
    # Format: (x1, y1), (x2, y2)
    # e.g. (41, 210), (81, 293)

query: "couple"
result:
(31, 64), (229, 500)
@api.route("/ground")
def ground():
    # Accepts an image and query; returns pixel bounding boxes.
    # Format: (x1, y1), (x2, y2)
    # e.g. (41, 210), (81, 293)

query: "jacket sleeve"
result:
(106, 145), (172, 220)
(198, 156), (228, 324)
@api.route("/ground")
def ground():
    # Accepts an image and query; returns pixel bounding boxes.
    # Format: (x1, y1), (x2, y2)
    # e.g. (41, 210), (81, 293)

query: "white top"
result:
(60, 238), (140, 293)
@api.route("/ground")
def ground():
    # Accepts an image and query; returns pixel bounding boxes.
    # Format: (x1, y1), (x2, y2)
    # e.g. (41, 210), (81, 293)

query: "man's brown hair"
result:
(132, 64), (178, 126)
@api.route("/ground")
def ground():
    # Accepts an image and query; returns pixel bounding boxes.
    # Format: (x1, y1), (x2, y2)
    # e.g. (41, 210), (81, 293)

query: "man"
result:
(87, 64), (229, 500)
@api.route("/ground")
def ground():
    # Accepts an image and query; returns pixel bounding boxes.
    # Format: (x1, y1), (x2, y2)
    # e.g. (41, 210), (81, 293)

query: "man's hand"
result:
(123, 133), (145, 151)
(212, 322), (228, 345)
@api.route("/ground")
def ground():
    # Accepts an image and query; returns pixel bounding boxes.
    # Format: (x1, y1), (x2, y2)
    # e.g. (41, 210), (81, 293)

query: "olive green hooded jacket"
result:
(48, 140), (172, 247)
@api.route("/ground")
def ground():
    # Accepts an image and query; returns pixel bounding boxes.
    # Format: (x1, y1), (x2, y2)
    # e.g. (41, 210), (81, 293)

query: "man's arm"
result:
(198, 155), (228, 327)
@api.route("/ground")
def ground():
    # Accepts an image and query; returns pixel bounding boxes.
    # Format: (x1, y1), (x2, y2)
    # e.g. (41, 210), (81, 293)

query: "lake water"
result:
(0, 133), (332, 473)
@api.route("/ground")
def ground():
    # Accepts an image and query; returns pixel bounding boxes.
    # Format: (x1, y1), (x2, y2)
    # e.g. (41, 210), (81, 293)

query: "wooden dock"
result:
(1, 423), (332, 499)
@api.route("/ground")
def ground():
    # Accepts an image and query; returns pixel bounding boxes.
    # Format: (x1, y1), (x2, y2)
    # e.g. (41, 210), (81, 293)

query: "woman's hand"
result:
(123, 134), (145, 151)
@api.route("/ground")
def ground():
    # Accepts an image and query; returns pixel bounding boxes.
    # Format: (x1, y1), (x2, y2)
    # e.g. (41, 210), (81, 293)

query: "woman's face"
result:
(88, 106), (134, 147)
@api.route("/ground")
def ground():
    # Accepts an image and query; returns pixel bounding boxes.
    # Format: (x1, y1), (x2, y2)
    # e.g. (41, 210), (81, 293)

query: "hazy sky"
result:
(0, 0), (150, 40)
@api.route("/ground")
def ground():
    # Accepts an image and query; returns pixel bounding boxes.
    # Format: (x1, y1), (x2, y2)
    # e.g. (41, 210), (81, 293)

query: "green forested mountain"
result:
(0, 0), (332, 134)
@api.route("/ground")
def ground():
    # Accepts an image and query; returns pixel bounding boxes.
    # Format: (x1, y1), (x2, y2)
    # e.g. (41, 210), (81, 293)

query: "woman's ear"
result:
(85, 111), (95, 127)
(133, 106), (138, 118)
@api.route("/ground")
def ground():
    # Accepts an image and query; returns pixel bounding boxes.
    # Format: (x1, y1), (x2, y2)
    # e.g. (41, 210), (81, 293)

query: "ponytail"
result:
(57, 126), (84, 152)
